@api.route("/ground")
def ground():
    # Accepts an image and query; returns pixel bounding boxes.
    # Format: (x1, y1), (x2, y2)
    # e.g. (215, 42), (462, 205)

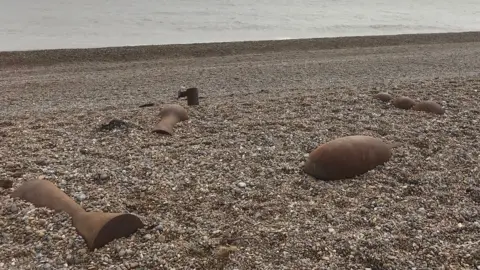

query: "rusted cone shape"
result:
(11, 179), (144, 251)
(392, 96), (416, 110)
(304, 135), (395, 180)
(152, 104), (189, 135)
(373, 92), (393, 103)
(412, 101), (445, 115)
(178, 87), (199, 106)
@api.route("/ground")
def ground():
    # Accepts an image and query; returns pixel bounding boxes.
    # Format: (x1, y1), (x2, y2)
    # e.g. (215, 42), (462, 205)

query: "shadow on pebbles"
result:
(1, 77), (480, 270)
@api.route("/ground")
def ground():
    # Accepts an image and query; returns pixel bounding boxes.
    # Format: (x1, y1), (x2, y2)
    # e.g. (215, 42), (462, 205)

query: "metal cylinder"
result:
(186, 87), (199, 106)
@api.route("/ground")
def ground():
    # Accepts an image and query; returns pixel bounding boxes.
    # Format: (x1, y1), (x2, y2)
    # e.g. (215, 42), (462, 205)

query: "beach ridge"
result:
(1, 31), (480, 68)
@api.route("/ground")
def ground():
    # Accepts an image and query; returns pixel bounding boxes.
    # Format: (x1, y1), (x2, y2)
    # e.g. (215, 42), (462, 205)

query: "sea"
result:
(1, 0), (479, 51)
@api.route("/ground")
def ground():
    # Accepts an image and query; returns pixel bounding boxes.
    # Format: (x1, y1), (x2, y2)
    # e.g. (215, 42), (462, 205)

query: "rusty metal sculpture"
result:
(152, 104), (189, 135)
(412, 100), (445, 115)
(12, 179), (144, 251)
(392, 96), (416, 110)
(373, 92), (393, 103)
(304, 135), (394, 180)
(178, 87), (199, 106)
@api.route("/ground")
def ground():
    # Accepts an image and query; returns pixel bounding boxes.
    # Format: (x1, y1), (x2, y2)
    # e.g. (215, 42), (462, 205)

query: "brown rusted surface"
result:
(186, 87), (199, 106)
(11, 179), (84, 215)
(304, 135), (392, 180)
(153, 104), (189, 135)
(392, 96), (416, 109)
(12, 179), (144, 250)
(72, 212), (144, 251)
(412, 100), (445, 115)
(373, 92), (393, 102)
(178, 88), (200, 106)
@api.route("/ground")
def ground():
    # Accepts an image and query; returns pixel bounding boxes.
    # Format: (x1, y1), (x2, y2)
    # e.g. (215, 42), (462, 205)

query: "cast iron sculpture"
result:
(304, 135), (395, 180)
(12, 179), (144, 251)
(152, 104), (189, 135)
(412, 100), (445, 115)
(178, 87), (199, 106)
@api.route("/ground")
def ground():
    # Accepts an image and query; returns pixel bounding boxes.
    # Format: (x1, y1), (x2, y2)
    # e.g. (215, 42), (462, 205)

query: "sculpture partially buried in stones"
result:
(412, 100), (445, 115)
(304, 135), (395, 180)
(153, 104), (189, 135)
(178, 87), (199, 106)
(392, 96), (416, 110)
(12, 179), (144, 251)
(373, 92), (393, 103)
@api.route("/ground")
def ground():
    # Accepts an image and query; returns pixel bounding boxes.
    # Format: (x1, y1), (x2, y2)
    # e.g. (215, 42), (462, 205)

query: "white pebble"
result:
(237, 182), (247, 188)
(75, 193), (87, 201)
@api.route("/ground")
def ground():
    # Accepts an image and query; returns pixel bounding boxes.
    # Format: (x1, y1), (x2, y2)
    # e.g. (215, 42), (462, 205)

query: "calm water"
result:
(1, 0), (479, 51)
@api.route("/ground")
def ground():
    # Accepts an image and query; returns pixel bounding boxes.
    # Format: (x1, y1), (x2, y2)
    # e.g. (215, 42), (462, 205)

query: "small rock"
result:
(36, 230), (46, 237)
(9, 204), (19, 213)
(237, 182), (247, 188)
(0, 179), (13, 189)
(5, 162), (19, 171)
(37, 219), (47, 225)
(157, 235), (166, 242)
(154, 224), (163, 232)
(99, 173), (109, 180)
(75, 193), (87, 201)
(328, 228), (335, 233)
(66, 255), (75, 265)
(129, 262), (139, 268)
(35, 159), (49, 166)
(144, 234), (153, 240)
(99, 119), (131, 131)
(78, 249), (87, 255)
(118, 249), (126, 257)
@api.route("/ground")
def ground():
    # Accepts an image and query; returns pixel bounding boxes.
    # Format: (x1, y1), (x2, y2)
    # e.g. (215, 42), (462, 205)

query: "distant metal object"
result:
(373, 92), (393, 103)
(412, 100), (445, 115)
(152, 104), (189, 135)
(177, 87), (199, 106)
(392, 96), (416, 110)
(12, 179), (144, 251)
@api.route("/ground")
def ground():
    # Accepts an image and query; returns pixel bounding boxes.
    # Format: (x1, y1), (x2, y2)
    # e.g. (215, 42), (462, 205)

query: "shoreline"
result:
(1, 31), (480, 68)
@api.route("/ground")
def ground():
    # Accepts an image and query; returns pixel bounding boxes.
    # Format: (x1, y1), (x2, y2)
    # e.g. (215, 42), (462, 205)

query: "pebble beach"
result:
(1, 32), (480, 269)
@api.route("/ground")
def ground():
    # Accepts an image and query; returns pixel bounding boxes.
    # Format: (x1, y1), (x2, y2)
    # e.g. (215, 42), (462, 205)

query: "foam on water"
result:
(1, 0), (479, 51)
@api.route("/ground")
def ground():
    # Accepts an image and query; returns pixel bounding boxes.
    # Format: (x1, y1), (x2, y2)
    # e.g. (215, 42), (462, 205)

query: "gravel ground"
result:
(1, 33), (480, 269)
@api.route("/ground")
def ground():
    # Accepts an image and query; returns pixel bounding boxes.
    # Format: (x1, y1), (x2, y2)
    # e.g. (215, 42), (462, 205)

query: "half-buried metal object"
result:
(304, 135), (393, 180)
(12, 179), (144, 251)
(153, 104), (189, 135)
